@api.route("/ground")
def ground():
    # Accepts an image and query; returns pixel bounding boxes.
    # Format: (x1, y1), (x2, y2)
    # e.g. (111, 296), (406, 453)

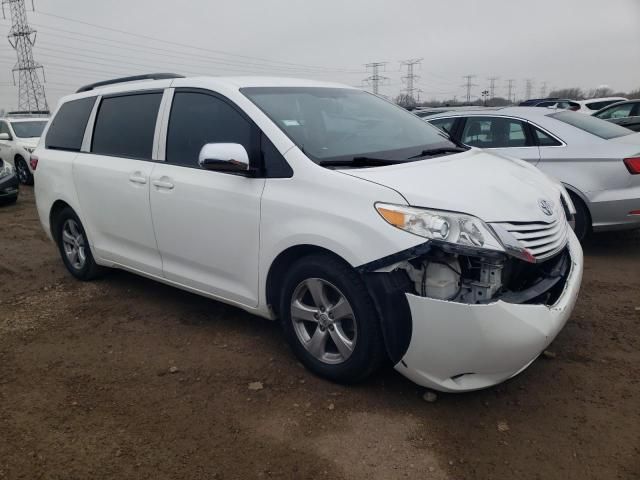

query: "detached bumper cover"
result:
(395, 231), (583, 392)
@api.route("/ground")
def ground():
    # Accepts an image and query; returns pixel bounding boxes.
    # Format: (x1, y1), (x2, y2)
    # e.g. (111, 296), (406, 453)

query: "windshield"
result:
(241, 87), (461, 165)
(549, 111), (632, 140)
(10, 120), (47, 138)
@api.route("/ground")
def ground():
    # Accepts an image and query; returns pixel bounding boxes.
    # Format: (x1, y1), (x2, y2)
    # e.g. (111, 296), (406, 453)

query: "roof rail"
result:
(76, 73), (185, 93)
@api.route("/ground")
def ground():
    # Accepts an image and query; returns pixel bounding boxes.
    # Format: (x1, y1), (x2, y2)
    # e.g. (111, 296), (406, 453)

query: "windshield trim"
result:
(240, 86), (463, 166)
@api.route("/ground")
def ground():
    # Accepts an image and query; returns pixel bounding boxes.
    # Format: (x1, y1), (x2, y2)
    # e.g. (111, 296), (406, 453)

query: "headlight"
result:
(375, 203), (504, 252)
(0, 161), (14, 179)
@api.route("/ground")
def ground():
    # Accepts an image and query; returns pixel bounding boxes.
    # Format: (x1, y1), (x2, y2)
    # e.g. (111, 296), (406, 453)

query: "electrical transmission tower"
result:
(488, 76), (499, 99)
(2, 0), (48, 112)
(525, 79), (534, 100)
(506, 79), (515, 103)
(539, 81), (548, 98)
(363, 62), (388, 96)
(400, 58), (422, 105)
(461, 75), (477, 104)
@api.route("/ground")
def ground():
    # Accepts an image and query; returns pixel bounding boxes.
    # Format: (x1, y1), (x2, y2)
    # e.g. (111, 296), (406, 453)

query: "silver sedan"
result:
(426, 107), (640, 239)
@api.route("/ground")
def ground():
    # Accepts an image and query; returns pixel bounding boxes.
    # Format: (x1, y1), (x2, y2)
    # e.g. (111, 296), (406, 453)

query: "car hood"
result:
(342, 149), (562, 223)
(16, 137), (40, 148)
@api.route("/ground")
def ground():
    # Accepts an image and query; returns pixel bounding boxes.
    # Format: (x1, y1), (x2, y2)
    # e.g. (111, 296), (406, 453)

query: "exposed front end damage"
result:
(361, 229), (583, 392)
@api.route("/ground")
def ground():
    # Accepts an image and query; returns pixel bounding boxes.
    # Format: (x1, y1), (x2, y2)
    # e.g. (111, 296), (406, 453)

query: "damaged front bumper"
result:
(363, 230), (583, 392)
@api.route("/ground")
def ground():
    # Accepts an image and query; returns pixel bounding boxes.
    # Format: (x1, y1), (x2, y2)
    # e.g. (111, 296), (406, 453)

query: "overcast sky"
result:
(0, 0), (639, 109)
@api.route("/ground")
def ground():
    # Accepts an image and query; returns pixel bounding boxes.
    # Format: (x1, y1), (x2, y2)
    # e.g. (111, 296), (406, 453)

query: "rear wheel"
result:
(279, 253), (385, 383)
(54, 207), (104, 280)
(14, 156), (33, 185)
(569, 193), (591, 242)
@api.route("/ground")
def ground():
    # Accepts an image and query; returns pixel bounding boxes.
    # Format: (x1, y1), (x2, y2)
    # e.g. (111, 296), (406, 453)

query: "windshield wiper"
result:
(319, 156), (405, 167)
(407, 147), (467, 160)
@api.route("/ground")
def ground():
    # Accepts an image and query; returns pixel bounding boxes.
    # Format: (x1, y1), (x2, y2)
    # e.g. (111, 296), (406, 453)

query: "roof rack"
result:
(76, 73), (185, 93)
(6, 110), (50, 117)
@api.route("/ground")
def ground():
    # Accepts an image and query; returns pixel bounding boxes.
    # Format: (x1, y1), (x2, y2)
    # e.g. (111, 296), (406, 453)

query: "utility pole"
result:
(400, 58), (422, 106)
(488, 76), (499, 99)
(2, 0), (48, 112)
(539, 81), (548, 98)
(461, 75), (477, 104)
(506, 79), (515, 103)
(363, 62), (388, 96)
(525, 79), (534, 100)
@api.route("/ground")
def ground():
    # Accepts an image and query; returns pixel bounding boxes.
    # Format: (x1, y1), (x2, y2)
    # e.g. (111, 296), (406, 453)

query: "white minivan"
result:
(34, 74), (583, 392)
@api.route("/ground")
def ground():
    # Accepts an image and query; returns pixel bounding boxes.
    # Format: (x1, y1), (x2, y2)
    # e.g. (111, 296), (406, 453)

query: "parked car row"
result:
(426, 107), (640, 240)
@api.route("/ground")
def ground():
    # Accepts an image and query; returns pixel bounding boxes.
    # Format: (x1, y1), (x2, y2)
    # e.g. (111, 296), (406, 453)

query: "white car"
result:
(0, 115), (49, 185)
(33, 74), (583, 392)
(426, 107), (640, 240)
(574, 97), (627, 115)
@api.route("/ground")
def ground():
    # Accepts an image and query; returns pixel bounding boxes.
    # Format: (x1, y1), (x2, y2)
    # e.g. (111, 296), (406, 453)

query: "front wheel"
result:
(14, 156), (33, 185)
(279, 254), (385, 384)
(569, 193), (591, 242)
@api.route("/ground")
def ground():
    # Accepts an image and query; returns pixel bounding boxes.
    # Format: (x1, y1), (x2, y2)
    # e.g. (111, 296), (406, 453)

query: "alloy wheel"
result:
(61, 219), (87, 270)
(290, 278), (357, 364)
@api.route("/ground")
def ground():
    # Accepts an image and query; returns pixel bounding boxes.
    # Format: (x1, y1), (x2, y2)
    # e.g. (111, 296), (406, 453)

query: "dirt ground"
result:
(0, 187), (638, 480)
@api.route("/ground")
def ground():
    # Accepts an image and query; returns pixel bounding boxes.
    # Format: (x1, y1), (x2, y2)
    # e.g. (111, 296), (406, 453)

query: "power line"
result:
(29, 10), (359, 73)
(461, 75), (477, 103)
(364, 62), (388, 95)
(2, 0), (48, 111)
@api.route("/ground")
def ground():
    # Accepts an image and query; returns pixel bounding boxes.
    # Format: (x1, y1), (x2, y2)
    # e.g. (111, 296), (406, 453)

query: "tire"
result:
(15, 156), (33, 186)
(569, 193), (591, 242)
(53, 207), (104, 280)
(279, 253), (385, 384)
(0, 195), (17, 205)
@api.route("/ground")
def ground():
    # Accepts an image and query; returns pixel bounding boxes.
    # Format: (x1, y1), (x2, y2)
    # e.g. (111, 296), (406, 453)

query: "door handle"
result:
(152, 177), (175, 190)
(129, 172), (147, 185)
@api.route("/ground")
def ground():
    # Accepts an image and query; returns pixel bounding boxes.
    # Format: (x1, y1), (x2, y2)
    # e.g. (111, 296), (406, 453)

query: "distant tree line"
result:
(398, 86), (640, 108)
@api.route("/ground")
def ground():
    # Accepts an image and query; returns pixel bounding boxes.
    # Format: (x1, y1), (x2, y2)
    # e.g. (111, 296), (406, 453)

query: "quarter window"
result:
(533, 127), (562, 146)
(166, 92), (254, 167)
(45, 97), (96, 151)
(461, 117), (529, 148)
(92, 93), (162, 159)
(595, 103), (634, 120)
(429, 118), (456, 135)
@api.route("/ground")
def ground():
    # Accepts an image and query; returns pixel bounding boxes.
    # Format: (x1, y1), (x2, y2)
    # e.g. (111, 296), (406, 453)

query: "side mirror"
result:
(198, 143), (251, 174)
(0, 133), (11, 141)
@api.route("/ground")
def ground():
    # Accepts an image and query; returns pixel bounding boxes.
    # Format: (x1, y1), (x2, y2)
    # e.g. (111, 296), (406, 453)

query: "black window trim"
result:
(163, 87), (292, 178)
(90, 89), (165, 161)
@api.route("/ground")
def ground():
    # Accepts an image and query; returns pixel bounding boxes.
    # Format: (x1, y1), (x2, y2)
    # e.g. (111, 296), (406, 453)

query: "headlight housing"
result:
(0, 160), (14, 180)
(375, 203), (504, 252)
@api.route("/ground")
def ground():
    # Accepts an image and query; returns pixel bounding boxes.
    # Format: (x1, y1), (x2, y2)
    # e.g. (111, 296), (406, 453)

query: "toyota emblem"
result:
(538, 199), (554, 216)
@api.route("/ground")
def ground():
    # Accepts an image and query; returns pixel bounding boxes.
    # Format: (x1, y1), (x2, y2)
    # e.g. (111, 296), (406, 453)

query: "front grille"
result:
(493, 201), (569, 261)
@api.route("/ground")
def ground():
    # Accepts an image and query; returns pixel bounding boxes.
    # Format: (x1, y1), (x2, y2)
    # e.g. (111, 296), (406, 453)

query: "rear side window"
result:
(550, 111), (632, 139)
(92, 93), (162, 159)
(166, 92), (254, 166)
(429, 117), (456, 135)
(533, 127), (562, 146)
(461, 116), (530, 148)
(586, 100), (623, 111)
(45, 97), (96, 151)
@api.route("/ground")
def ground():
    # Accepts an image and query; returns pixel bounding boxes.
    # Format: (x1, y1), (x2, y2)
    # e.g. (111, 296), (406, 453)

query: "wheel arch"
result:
(49, 199), (73, 244)
(265, 244), (354, 317)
